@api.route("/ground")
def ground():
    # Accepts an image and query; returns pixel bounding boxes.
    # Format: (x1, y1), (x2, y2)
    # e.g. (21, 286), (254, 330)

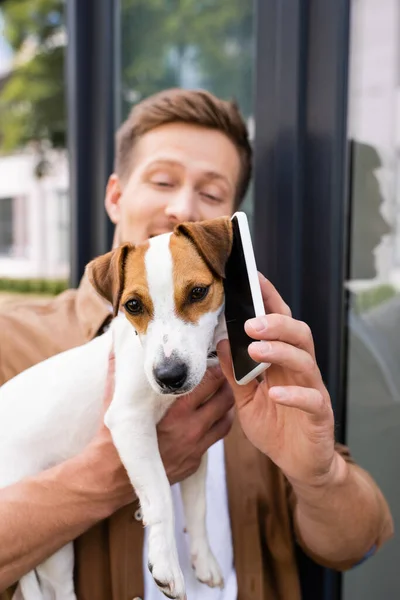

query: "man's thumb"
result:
(217, 340), (259, 403)
(217, 339), (234, 380)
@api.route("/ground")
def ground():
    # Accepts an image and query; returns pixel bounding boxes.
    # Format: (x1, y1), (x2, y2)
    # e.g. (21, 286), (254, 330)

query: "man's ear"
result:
(105, 174), (122, 225)
(86, 243), (134, 316)
(175, 216), (233, 278)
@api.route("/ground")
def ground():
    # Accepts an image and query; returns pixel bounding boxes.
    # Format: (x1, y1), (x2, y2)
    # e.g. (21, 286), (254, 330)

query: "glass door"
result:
(343, 1), (400, 597)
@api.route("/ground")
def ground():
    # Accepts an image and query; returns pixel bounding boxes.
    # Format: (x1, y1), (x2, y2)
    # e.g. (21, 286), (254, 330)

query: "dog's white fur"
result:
(0, 232), (228, 600)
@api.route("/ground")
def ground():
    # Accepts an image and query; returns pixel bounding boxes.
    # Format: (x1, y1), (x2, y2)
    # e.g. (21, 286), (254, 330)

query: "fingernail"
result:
(272, 386), (287, 399)
(247, 316), (267, 333)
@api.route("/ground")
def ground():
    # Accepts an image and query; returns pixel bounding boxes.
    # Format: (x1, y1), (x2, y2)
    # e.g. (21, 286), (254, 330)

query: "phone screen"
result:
(223, 215), (260, 382)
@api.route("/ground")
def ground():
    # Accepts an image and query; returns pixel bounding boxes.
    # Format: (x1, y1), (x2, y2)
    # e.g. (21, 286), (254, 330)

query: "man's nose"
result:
(164, 187), (197, 224)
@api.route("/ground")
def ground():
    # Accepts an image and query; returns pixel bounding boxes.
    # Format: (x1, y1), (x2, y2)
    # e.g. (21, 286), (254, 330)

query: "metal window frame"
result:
(253, 1), (351, 598)
(66, 0), (117, 287)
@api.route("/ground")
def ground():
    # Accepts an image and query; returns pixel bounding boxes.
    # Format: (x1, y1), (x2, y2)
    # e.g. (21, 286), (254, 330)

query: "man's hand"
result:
(218, 273), (338, 490)
(85, 353), (234, 509)
(158, 365), (234, 484)
(218, 273), (394, 567)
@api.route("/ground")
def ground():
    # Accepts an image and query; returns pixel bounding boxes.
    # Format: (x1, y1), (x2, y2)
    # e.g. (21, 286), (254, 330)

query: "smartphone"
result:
(223, 211), (270, 385)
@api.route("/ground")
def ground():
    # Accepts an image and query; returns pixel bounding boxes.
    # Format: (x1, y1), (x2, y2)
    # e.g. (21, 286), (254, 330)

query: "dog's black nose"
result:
(153, 361), (188, 391)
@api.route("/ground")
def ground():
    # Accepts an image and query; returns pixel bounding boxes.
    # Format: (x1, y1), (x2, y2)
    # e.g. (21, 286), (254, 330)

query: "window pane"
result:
(118, 0), (255, 219)
(344, 1), (400, 597)
(0, 197), (13, 255)
(0, 0), (69, 297)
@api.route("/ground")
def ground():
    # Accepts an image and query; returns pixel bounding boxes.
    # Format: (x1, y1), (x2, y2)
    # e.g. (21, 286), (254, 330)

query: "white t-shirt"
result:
(143, 440), (237, 600)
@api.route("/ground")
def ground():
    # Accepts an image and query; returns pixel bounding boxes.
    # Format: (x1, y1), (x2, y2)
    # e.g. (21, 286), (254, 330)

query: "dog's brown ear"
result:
(175, 217), (233, 278)
(86, 243), (134, 316)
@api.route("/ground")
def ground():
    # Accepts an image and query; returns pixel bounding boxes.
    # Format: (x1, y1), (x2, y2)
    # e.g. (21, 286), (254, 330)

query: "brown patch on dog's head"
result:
(86, 243), (134, 316)
(170, 223), (228, 324)
(119, 242), (154, 335)
(175, 217), (233, 279)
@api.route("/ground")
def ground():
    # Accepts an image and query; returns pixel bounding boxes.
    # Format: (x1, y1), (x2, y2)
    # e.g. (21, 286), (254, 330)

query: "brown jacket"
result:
(0, 277), (390, 600)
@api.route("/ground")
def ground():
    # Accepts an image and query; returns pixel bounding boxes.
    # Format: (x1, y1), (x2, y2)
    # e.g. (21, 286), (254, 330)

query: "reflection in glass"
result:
(344, 1), (400, 597)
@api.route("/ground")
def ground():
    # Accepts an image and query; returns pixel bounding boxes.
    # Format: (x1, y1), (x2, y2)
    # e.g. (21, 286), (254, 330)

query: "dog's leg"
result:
(33, 543), (76, 600)
(180, 452), (224, 589)
(105, 399), (185, 600)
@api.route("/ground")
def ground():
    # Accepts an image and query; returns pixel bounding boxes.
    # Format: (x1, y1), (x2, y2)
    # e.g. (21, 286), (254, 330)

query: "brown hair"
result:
(114, 88), (252, 207)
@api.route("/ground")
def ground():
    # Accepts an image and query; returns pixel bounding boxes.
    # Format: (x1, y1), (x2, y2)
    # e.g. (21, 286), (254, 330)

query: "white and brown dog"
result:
(0, 217), (233, 600)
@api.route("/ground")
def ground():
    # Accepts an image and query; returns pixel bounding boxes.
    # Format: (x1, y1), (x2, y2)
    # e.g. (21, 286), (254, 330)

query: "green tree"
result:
(0, 0), (254, 153)
(120, 0), (254, 120)
(0, 0), (65, 153)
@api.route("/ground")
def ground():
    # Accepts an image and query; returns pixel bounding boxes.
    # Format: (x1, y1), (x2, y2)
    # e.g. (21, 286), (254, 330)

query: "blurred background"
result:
(0, 0), (254, 298)
(0, 0), (68, 296)
(1, 1), (400, 599)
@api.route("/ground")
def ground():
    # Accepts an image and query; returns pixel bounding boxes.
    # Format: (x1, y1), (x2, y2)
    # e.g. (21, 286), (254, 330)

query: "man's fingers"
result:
(245, 313), (316, 358)
(198, 411), (234, 456)
(258, 273), (291, 317)
(269, 385), (331, 421)
(217, 339), (259, 402)
(216, 339), (234, 382)
(248, 340), (317, 376)
(185, 365), (226, 408)
(197, 381), (234, 430)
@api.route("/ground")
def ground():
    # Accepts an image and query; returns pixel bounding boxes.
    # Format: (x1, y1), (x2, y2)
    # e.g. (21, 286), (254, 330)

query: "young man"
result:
(0, 89), (393, 600)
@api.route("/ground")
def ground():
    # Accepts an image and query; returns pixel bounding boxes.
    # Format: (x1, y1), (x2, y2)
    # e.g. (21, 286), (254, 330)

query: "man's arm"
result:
(0, 438), (132, 591)
(218, 273), (394, 570)
(0, 360), (233, 591)
(0, 348), (131, 591)
(290, 448), (394, 570)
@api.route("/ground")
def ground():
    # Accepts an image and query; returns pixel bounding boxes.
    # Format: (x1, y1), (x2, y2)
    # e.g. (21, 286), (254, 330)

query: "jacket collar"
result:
(75, 272), (113, 340)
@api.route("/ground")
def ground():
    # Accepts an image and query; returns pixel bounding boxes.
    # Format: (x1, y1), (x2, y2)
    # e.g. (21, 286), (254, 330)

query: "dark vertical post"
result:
(66, 0), (117, 287)
(253, 0), (350, 598)
(253, 0), (306, 318)
(301, 2), (351, 597)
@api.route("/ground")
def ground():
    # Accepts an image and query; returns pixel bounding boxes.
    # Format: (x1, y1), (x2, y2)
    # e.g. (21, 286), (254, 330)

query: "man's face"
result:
(105, 122), (241, 245)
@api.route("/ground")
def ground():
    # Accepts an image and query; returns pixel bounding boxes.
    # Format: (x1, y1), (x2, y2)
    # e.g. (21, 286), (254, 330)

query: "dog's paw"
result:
(148, 536), (186, 599)
(191, 546), (224, 589)
(148, 559), (186, 600)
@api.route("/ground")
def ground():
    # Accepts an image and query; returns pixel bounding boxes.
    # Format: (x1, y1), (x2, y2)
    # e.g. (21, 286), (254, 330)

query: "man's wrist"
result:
(54, 441), (135, 519)
(289, 452), (350, 513)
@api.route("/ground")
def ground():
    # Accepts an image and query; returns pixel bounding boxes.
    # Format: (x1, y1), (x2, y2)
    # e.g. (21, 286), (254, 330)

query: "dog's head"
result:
(86, 217), (232, 395)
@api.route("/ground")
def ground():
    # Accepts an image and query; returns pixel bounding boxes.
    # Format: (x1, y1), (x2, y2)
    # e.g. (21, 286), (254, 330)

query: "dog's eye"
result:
(124, 298), (143, 315)
(189, 286), (209, 302)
